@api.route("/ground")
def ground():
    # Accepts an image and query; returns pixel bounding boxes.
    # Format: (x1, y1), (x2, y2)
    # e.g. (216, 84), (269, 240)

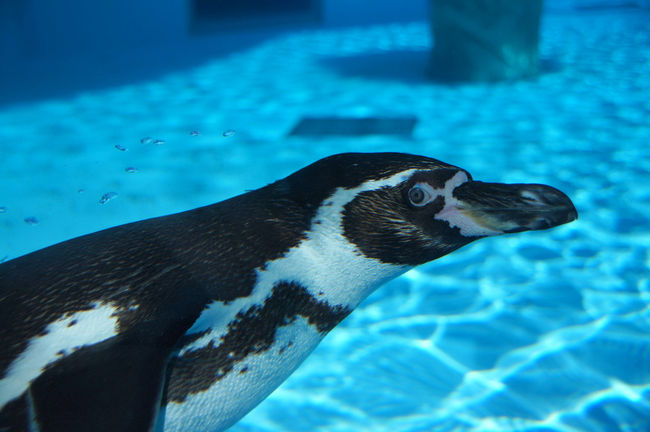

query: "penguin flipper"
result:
(18, 319), (174, 432)
(1, 281), (207, 432)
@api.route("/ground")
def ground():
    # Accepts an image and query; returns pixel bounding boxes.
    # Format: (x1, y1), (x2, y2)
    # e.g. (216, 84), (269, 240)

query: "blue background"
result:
(1, 1), (649, 431)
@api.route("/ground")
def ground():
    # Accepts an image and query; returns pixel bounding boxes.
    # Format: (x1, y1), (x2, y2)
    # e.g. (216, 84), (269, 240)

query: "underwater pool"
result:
(1, 7), (649, 432)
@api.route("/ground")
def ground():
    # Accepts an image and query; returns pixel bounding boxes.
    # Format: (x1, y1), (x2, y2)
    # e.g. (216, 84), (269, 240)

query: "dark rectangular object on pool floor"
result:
(289, 116), (418, 137)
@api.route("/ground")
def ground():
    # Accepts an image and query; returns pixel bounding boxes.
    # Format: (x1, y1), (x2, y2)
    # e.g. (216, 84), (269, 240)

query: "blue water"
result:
(1, 6), (649, 432)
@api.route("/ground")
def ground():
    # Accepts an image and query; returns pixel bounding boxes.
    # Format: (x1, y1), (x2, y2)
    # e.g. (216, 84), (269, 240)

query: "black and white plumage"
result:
(0, 152), (577, 432)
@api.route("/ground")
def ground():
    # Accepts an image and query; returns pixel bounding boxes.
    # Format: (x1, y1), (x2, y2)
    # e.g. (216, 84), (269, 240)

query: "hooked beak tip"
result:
(454, 181), (578, 234)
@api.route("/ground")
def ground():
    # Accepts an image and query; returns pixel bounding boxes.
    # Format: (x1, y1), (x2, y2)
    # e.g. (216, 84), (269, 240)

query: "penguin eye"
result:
(408, 185), (431, 207)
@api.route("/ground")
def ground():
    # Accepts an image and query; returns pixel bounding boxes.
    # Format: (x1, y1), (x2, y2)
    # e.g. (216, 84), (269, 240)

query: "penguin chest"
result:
(162, 302), (327, 432)
(159, 250), (393, 431)
(161, 200), (409, 431)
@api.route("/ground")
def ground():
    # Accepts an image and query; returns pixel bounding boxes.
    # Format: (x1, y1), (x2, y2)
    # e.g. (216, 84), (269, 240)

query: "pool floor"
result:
(1, 8), (649, 432)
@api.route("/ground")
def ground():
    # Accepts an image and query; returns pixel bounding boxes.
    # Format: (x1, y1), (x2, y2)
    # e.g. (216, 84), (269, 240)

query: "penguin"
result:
(0, 152), (577, 432)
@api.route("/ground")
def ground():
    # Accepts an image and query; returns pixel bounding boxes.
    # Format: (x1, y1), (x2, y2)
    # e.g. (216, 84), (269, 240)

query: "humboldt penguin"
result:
(0, 152), (577, 432)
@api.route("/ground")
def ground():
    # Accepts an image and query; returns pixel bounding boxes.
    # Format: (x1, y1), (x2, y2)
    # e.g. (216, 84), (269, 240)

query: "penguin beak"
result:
(452, 181), (578, 234)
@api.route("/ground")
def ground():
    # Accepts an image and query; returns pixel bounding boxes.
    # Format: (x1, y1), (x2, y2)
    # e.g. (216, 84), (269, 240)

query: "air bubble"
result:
(24, 216), (39, 225)
(99, 192), (118, 204)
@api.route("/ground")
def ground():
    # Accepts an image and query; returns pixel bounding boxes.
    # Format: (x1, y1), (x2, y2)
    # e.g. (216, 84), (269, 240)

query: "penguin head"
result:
(285, 153), (577, 267)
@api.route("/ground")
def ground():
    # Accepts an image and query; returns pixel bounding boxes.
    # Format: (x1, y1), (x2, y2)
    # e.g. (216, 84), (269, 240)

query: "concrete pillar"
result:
(429, 0), (543, 82)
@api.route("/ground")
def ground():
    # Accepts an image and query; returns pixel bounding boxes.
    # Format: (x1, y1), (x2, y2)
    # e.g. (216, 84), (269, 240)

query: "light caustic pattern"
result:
(0, 7), (648, 432)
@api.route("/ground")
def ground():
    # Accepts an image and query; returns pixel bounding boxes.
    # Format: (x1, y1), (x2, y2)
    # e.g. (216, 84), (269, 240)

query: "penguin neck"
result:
(256, 229), (411, 310)
(251, 182), (413, 310)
